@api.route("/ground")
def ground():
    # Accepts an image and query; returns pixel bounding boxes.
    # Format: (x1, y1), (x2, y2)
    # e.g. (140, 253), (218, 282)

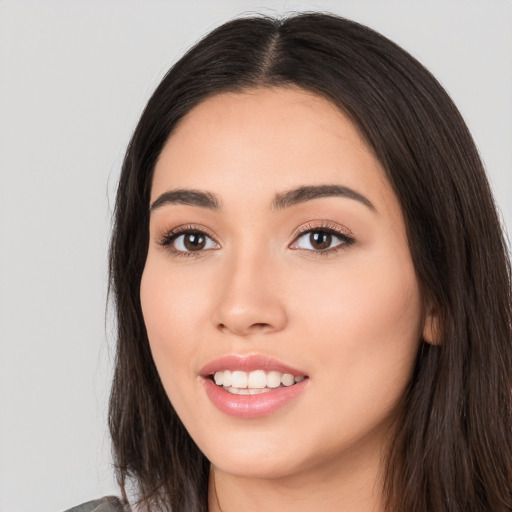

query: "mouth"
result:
(200, 355), (309, 418)
(209, 369), (307, 395)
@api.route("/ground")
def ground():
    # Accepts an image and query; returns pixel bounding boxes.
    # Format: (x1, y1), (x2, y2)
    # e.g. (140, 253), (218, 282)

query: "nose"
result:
(212, 250), (288, 337)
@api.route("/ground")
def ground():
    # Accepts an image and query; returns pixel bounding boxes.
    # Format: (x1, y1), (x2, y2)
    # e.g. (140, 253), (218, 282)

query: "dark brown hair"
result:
(108, 13), (512, 512)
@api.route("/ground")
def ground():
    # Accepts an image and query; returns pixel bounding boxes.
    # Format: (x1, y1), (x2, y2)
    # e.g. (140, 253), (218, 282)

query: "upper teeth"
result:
(213, 370), (305, 389)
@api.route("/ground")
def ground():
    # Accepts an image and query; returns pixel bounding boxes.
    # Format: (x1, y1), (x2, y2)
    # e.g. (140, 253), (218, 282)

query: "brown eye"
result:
(165, 230), (219, 253)
(183, 233), (206, 251)
(290, 227), (354, 253)
(309, 231), (332, 250)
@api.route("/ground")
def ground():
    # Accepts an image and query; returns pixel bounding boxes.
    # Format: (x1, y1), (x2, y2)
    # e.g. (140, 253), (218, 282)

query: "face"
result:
(140, 87), (430, 482)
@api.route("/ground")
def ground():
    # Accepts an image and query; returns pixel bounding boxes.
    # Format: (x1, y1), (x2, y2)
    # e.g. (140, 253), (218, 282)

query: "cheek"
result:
(139, 257), (206, 384)
(141, 251), (212, 329)
(289, 251), (423, 405)
(332, 266), (421, 348)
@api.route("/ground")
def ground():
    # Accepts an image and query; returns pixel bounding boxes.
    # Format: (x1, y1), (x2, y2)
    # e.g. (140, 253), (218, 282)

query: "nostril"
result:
(214, 301), (287, 336)
(216, 322), (271, 333)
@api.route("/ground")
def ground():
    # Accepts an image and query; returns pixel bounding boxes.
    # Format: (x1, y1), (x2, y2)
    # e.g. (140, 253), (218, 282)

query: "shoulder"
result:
(63, 496), (131, 512)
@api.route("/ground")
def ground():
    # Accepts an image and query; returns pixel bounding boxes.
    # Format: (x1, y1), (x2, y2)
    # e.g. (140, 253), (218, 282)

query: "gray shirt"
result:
(63, 496), (130, 512)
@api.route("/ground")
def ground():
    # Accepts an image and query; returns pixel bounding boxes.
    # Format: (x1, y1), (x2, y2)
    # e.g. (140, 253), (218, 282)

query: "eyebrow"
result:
(272, 185), (376, 212)
(150, 184), (375, 213)
(150, 189), (221, 211)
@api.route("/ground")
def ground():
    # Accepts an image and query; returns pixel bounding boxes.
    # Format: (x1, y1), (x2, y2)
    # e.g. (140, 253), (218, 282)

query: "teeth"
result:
(247, 369), (267, 389)
(267, 371), (281, 388)
(212, 370), (306, 390)
(231, 371), (248, 388)
(281, 373), (295, 387)
(223, 370), (232, 387)
(223, 387), (273, 395)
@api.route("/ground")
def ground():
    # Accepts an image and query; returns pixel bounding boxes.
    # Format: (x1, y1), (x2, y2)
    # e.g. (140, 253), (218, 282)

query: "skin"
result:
(140, 86), (435, 512)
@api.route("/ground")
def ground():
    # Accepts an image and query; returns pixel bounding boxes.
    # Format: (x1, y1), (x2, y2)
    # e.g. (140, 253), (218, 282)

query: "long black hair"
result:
(109, 13), (512, 512)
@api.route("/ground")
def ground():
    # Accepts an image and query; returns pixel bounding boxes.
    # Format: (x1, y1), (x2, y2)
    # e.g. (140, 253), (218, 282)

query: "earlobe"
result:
(422, 306), (440, 346)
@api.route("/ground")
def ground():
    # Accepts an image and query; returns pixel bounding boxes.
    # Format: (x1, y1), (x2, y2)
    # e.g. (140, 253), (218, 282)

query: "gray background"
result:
(0, 1), (510, 511)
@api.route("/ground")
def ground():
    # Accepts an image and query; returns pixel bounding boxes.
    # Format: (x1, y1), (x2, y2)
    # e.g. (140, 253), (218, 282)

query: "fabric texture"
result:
(63, 496), (130, 512)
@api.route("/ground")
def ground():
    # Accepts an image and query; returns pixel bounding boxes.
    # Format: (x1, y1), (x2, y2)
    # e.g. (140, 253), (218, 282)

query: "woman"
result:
(68, 12), (512, 512)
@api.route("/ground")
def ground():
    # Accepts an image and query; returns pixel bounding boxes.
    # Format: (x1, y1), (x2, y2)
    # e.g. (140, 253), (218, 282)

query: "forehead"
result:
(174, 86), (352, 137)
(151, 86), (393, 209)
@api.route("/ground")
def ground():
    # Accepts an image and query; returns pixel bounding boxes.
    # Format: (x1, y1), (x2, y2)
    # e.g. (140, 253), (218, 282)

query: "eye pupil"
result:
(310, 231), (332, 250)
(184, 233), (206, 251)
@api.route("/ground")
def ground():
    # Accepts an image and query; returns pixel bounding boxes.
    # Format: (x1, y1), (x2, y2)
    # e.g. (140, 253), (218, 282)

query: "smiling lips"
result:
(201, 355), (309, 418)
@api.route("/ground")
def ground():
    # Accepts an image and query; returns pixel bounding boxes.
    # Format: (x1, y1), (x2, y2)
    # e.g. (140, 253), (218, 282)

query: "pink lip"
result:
(200, 355), (309, 419)
(200, 354), (306, 376)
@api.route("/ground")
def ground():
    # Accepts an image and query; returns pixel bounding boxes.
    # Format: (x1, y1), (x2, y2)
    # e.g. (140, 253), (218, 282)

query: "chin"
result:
(211, 455), (299, 480)
(200, 435), (304, 480)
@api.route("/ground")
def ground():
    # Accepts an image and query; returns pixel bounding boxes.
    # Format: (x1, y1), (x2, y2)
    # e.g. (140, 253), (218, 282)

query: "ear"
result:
(422, 305), (440, 346)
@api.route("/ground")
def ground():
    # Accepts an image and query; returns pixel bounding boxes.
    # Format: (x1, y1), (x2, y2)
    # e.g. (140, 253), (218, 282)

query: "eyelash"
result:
(158, 224), (219, 258)
(290, 222), (355, 256)
(157, 222), (355, 258)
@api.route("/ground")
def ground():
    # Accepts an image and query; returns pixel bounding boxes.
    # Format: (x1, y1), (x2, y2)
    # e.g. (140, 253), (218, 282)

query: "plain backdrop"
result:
(0, 1), (510, 511)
